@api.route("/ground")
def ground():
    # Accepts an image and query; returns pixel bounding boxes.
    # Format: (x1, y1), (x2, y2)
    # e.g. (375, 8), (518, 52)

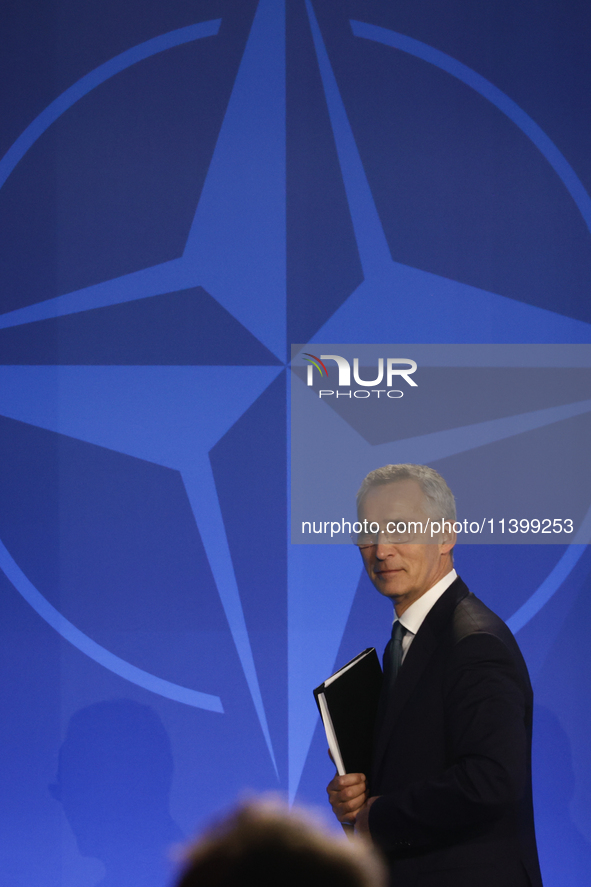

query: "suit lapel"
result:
(372, 577), (470, 779)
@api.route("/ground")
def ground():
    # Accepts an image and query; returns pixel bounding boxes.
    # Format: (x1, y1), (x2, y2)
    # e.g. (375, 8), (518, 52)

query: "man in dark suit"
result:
(327, 464), (542, 887)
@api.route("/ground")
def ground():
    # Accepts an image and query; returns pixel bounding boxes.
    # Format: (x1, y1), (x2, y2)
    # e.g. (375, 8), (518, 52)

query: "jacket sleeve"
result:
(368, 632), (530, 853)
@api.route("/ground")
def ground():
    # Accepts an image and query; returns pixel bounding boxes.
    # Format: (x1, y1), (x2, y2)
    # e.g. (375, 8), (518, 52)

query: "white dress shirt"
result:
(395, 569), (457, 662)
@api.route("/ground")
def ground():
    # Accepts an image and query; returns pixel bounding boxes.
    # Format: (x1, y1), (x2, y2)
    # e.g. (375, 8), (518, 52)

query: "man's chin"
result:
(374, 578), (408, 599)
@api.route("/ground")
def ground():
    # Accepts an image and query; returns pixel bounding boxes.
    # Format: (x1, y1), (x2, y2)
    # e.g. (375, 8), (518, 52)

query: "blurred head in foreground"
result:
(175, 798), (386, 887)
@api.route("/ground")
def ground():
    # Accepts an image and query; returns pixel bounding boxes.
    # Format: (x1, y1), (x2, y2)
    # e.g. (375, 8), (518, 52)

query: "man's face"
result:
(357, 479), (454, 615)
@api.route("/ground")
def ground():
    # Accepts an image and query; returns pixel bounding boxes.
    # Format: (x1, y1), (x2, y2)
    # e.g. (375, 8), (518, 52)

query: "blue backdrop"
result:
(1, 1), (590, 885)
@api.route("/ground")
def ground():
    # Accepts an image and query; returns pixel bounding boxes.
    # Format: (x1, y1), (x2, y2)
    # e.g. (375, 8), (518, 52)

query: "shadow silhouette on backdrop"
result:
(50, 698), (183, 887)
(532, 706), (591, 887)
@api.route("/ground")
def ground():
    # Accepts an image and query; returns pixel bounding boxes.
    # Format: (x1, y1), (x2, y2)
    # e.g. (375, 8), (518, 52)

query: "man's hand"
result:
(326, 772), (367, 824)
(354, 795), (380, 835)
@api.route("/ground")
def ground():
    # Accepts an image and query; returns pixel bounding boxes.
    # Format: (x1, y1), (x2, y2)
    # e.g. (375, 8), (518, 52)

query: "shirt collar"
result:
(396, 568), (457, 636)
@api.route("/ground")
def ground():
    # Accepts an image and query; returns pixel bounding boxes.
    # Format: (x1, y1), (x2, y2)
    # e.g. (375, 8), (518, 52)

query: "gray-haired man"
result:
(327, 464), (542, 887)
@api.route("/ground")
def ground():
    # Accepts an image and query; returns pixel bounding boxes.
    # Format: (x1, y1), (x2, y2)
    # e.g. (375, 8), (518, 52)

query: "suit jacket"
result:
(368, 577), (543, 887)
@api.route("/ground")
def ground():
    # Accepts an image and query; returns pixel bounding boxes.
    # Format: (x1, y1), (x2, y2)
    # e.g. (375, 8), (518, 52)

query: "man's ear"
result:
(440, 529), (456, 556)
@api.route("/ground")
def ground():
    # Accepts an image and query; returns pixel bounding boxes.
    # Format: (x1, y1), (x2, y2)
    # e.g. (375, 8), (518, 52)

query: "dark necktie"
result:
(383, 620), (407, 693)
(375, 621), (407, 733)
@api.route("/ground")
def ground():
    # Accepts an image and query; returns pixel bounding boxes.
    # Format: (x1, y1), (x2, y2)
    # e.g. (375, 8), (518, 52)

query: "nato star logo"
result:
(0, 0), (590, 800)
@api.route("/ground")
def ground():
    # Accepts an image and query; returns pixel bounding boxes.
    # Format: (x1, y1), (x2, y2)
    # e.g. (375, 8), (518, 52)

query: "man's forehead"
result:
(359, 478), (427, 514)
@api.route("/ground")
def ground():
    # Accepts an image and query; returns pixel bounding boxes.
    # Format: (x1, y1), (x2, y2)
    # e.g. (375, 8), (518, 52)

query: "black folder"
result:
(313, 648), (383, 777)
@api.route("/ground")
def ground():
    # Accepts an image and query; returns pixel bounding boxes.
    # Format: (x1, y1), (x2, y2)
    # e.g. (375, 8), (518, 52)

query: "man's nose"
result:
(375, 541), (396, 559)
